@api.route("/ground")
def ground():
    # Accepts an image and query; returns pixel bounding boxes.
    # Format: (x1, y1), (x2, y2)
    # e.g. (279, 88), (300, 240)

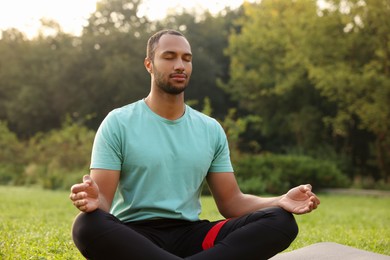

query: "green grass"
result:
(0, 186), (389, 259)
(0, 186), (81, 259)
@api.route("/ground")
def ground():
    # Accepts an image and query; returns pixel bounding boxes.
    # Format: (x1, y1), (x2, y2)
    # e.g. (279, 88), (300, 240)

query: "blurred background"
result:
(0, 0), (389, 194)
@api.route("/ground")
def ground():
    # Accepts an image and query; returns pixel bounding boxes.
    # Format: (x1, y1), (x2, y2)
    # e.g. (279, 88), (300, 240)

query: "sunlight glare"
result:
(0, 0), (96, 38)
(0, 0), (250, 38)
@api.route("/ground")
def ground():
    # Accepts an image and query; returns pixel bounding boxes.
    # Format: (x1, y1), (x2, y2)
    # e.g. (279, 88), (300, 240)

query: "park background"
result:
(0, 0), (389, 258)
(0, 0), (389, 192)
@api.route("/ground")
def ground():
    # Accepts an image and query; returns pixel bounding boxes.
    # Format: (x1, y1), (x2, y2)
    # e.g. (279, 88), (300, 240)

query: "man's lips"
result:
(170, 73), (187, 78)
(170, 74), (187, 81)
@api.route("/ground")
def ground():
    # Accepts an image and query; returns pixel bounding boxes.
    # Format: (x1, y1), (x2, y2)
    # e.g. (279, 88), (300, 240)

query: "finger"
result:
(305, 184), (312, 191)
(73, 199), (87, 207)
(311, 199), (319, 208)
(70, 182), (89, 193)
(297, 206), (312, 215)
(78, 205), (87, 212)
(83, 175), (93, 185)
(310, 196), (320, 210)
(310, 193), (320, 205)
(298, 185), (307, 193)
(314, 194), (321, 205)
(299, 184), (312, 193)
(74, 200), (92, 212)
(69, 191), (87, 201)
(310, 201), (317, 210)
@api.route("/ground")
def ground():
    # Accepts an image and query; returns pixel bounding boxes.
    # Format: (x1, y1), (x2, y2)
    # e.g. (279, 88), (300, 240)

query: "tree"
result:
(223, 0), (331, 152)
(0, 26), (75, 136)
(0, 29), (29, 122)
(306, 0), (390, 180)
(62, 0), (152, 129)
(225, 0), (390, 181)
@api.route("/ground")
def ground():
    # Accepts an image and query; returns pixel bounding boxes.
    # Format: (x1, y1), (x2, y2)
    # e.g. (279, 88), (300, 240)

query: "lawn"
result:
(0, 186), (389, 259)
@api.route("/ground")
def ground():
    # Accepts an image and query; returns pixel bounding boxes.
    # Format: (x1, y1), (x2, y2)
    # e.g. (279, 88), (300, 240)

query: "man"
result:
(70, 29), (320, 260)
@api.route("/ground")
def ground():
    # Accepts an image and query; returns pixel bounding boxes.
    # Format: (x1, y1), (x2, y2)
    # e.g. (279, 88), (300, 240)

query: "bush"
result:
(0, 119), (95, 189)
(0, 163), (25, 185)
(0, 121), (24, 162)
(23, 121), (95, 189)
(233, 153), (350, 194)
(26, 121), (94, 171)
(0, 121), (26, 185)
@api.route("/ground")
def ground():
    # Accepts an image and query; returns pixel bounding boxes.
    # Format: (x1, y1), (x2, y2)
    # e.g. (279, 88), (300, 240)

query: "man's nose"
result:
(174, 58), (185, 71)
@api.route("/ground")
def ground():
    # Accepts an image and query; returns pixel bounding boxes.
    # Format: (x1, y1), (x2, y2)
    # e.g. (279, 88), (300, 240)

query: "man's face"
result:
(148, 34), (192, 95)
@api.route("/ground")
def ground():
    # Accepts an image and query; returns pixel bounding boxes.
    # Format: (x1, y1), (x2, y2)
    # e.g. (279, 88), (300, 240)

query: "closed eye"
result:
(161, 51), (192, 62)
(163, 55), (175, 60)
(183, 55), (192, 62)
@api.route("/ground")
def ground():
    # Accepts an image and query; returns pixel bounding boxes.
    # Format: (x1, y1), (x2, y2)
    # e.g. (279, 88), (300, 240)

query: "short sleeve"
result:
(90, 112), (123, 171)
(208, 122), (234, 173)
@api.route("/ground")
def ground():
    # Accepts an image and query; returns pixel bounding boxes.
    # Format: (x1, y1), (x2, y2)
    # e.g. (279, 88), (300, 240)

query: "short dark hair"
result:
(146, 29), (186, 60)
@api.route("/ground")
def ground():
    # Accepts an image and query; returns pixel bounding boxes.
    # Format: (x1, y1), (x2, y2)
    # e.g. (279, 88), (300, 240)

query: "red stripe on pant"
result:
(202, 219), (229, 250)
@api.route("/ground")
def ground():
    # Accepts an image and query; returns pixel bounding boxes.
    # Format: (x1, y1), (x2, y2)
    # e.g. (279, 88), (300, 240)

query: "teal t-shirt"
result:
(91, 99), (233, 222)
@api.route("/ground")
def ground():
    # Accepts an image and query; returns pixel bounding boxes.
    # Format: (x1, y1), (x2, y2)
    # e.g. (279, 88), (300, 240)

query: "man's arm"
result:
(206, 172), (320, 218)
(70, 169), (120, 212)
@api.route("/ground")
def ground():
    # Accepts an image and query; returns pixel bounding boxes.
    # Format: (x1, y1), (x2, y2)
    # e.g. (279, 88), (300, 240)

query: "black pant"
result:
(72, 207), (298, 260)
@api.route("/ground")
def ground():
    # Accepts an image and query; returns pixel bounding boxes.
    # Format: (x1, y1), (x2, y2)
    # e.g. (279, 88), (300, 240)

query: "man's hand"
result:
(69, 175), (100, 212)
(279, 184), (320, 215)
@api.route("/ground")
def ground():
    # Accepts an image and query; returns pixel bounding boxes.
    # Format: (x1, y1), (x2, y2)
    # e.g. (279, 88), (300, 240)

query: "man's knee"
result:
(212, 208), (299, 259)
(72, 212), (96, 249)
(72, 209), (119, 252)
(250, 207), (298, 253)
(270, 207), (299, 241)
(247, 207), (298, 244)
(72, 211), (94, 241)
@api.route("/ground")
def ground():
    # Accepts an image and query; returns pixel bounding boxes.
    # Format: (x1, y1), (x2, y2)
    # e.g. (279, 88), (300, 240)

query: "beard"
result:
(153, 69), (189, 95)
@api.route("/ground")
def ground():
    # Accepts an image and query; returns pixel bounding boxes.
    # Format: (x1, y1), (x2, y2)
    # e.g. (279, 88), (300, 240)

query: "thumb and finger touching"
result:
(69, 175), (99, 212)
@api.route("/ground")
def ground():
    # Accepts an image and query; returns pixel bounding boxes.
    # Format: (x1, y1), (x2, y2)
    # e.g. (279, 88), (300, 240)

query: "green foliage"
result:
(305, 0), (390, 180)
(201, 96), (213, 116)
(224, 0), (390, 182)
(23, 120), (95, 189)
(26, 118), (94, 170)
(222, 0), (333, 153)
(0, 0), (239, 133)
(0, 163), (24, 185)
(0, 119), (94, 189)
(0, 28), (77, 136)
(0, 0), (389, 187)
(0, 121), (23, 162)
(220, 108), (261, 155)
(234, 154), (349, 194)
(0, 121), (25, 184)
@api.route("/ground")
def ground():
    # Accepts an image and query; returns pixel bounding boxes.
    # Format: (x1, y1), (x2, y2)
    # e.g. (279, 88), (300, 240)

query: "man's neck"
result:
(144, 92), (185, 120)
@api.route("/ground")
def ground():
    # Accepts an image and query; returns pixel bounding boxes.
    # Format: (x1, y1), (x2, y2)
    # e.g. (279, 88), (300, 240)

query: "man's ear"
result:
(144, 58), (153, 73)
